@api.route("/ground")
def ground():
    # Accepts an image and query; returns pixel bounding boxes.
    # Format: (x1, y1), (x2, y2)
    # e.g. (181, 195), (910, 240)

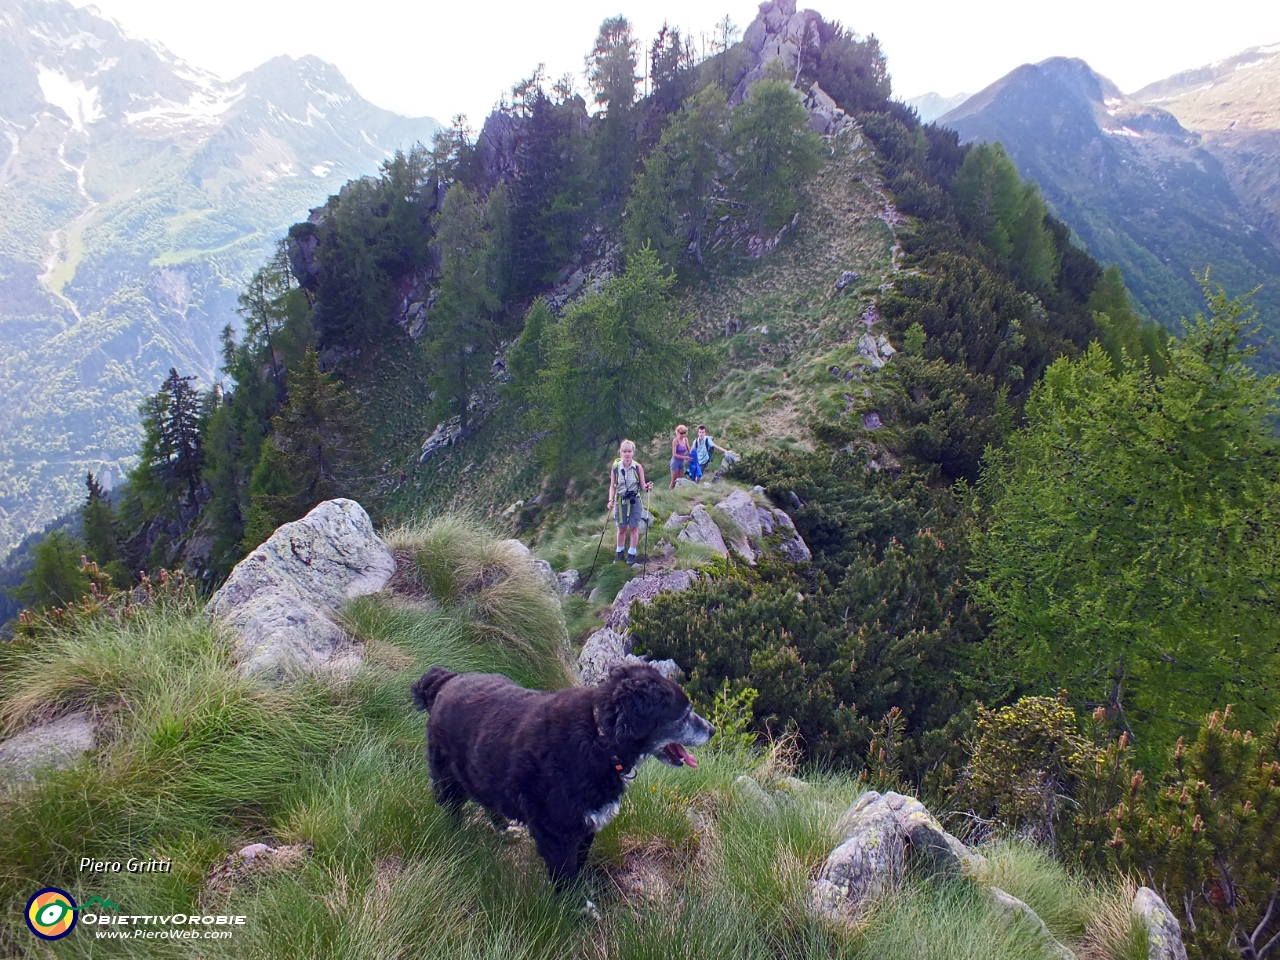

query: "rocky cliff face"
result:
(941, 57), (1280, 355)
(0, 0), (439, 556)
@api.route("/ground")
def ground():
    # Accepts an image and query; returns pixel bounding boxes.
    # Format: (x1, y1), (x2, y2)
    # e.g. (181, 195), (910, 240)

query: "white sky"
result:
(73, 0), (1280, 123)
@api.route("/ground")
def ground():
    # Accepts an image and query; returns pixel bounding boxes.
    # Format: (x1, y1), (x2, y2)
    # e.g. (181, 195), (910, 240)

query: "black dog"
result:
(411, 662), (714, 884)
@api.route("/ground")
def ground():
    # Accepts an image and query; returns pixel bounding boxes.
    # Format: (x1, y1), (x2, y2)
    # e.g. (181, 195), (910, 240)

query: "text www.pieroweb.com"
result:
(83, 914), (244, 940)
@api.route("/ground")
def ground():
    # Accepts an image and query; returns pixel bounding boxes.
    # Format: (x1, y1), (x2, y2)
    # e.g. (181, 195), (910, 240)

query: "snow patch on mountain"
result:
(124, 86), (244, 128)
(37, 66), (102, 130)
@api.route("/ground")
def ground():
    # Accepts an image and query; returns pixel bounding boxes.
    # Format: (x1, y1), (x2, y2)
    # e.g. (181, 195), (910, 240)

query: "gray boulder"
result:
(716, 489), (764, 539)
(772, 508), (813, 564)
(882, 791), (976, 876)
(677, 505), (728, 556)
(205, 499), (396, 678)
(989, 887), (1077, 960)
(0, 713), (97, 784)
(556, 569), (582, 596)
(664, 513), (690, 532)
(578, 628), (631, 684)
(811, 791), (906, 921)
(532, 558), (557, 593)
(1132, 887), (1188, 960)
(577, 627), (682, 685)
(606, 569), (699, 631)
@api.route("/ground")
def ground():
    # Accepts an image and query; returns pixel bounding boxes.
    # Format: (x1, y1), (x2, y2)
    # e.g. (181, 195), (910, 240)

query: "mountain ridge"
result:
(940, 55), (1280, 351)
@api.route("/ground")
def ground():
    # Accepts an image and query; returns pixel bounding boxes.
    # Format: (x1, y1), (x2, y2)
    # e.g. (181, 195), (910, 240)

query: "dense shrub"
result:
(631, 526), (979, 774)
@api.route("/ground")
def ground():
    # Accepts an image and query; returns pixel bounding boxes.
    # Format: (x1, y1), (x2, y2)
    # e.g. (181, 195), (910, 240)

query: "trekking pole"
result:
(643, 486), (652, 577)
(581, 510), (611, 594)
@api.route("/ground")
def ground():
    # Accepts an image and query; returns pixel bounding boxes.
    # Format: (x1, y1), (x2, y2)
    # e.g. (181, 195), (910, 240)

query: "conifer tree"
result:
(423, 183), (503, 430)
(10, 530), (90, 612)
(728, 78), (823, 233)
(524, 246), (711, 474)
(80, 471), (128, 586)
(626, 85), (730, 268)
(1087, 263), (1169, 374)
(241, 349), (368, 549)
(975, 281), (1280, 760)
(587, 16), (639, 204)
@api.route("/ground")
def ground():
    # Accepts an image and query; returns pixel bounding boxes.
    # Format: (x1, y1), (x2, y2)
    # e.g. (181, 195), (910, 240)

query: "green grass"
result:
(0, 516), (1138, 959)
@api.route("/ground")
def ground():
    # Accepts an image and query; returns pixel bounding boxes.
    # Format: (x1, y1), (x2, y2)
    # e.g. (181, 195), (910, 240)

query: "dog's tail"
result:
(411, 666), (458, 712)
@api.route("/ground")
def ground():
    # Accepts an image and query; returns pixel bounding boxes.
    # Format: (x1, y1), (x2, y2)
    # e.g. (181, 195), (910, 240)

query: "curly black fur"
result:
(411, 662), (713, 885)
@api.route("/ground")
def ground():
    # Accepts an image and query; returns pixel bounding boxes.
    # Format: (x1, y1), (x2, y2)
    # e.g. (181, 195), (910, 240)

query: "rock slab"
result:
(577, 627), (681, 685)
(606, 569), (699, 631)
(677, 505), (728, 556)
(1133, 887), (1188, 960)
(206, 499), (396, 678)
(811, 790), (987, 922)
(0, 713), (96, 783)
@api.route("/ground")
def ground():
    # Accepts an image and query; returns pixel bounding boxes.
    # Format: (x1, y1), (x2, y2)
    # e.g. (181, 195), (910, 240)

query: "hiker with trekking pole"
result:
(607, 440), (653, 566)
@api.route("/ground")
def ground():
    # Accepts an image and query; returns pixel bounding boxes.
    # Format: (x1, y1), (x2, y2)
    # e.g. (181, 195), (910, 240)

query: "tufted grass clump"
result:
(380, 514), (575, 688)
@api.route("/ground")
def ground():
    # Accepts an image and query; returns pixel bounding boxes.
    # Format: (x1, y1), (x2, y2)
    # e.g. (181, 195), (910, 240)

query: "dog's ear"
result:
(608, 669), (674, 745)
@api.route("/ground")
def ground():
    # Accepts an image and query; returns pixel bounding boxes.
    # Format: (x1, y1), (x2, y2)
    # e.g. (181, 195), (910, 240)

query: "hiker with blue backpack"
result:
(607, 440), (653, 565)
(687, 424), (736, 483)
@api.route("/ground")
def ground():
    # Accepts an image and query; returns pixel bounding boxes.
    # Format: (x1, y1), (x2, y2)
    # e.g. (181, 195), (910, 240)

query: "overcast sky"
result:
(72, 0), (1280, 124)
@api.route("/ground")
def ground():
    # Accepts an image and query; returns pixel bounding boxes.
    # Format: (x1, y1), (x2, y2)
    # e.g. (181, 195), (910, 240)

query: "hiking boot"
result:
(626, 552), (637, 566)
(615, 549), (625, 563)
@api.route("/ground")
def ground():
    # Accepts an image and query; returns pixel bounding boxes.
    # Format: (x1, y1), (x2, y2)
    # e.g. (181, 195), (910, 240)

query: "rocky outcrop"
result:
(735, 1), (823, 105)
(667, 489), (810, 565)
(606, 569), (699, 632)
(205, 499), (396, 678)
(419, 418), (465, 463)
(0, 713), (97, 784)
(677, 505), (729, 556)
(811, 790), (988, 922)
(578, 627), (681, 685)
(1132, 887), (1188, 960)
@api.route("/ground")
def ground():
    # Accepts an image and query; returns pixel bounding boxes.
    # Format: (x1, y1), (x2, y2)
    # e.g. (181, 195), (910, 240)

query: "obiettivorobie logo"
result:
(25, 889), (119, 941)
(25, 887), (246, 942)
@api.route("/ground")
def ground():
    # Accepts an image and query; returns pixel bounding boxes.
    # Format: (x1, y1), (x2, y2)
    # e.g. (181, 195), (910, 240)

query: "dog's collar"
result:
(592, 708), (627, 775)
(596, 723), (625, 773)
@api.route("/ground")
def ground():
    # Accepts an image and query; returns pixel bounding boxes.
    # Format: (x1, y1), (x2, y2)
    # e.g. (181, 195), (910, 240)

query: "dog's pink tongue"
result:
(669, 744), (698, 768)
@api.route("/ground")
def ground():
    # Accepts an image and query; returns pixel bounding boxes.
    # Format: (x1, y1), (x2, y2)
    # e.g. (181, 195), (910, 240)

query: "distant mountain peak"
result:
(0, 0), (440, 555)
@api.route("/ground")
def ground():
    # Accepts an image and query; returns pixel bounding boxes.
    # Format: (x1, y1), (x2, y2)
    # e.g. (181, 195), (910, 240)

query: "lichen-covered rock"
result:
(989, 887), (1077, 960)
(677, 505), (728, 556)
(1132, 887), (1188, 960)
(606, 569), (700, 631)
(205, 499), (395, 678)
(578, 628), (631, 684)
(811, 791), (907, 920)
(882, 791), (971, 876)
(0, 713), (97, 783)
(577, 627), (682, 684)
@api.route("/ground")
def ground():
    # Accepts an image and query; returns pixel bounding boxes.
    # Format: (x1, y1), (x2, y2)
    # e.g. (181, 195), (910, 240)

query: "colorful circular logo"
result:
(26, 888), (78, 940)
